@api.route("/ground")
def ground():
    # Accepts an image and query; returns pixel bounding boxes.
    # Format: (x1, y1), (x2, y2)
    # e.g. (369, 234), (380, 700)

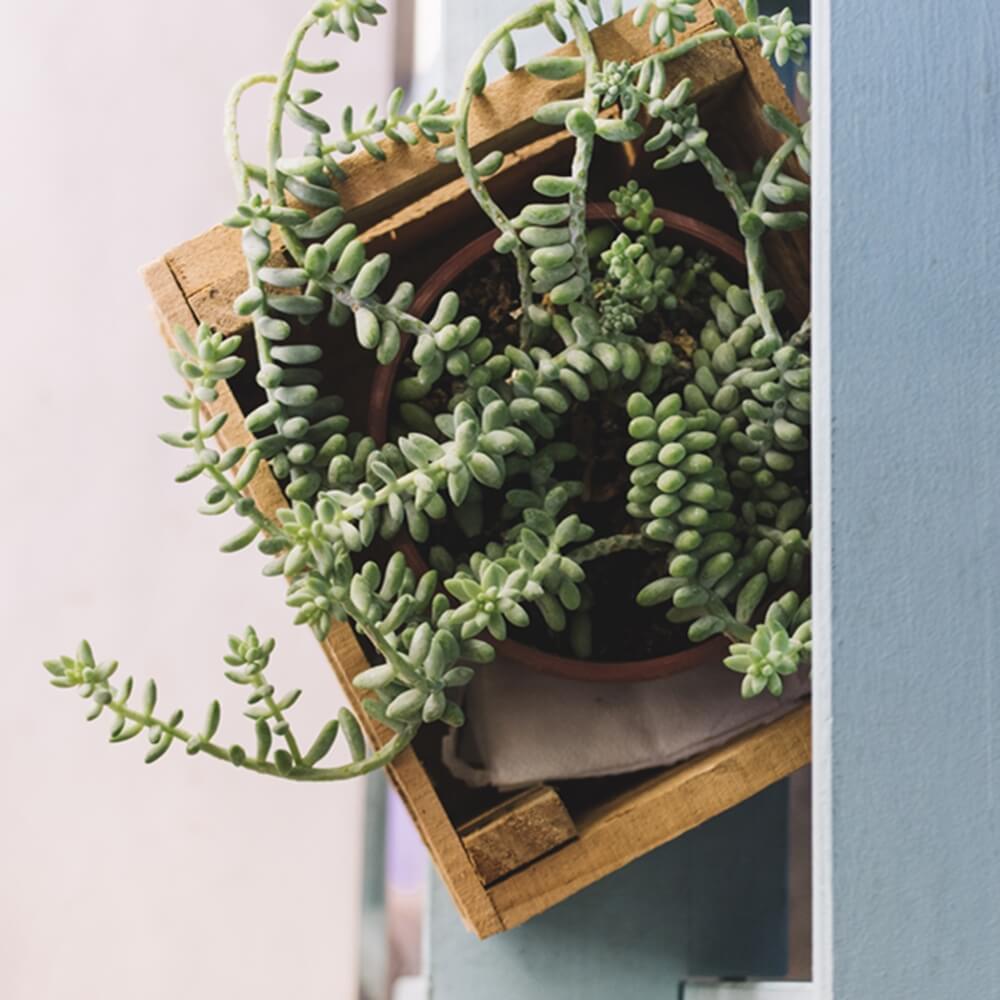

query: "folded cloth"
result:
(442, 656), (810, 790)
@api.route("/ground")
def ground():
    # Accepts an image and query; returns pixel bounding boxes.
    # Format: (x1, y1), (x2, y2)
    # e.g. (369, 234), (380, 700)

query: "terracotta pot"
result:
(368, 204), (742, 683)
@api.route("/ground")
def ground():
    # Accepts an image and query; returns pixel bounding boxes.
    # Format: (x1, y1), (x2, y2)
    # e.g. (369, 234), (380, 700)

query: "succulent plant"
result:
(48, 0), (812, 781)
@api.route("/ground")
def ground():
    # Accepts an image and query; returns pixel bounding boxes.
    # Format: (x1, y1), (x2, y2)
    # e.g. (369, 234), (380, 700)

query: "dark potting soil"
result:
(389, 252), (712, 663)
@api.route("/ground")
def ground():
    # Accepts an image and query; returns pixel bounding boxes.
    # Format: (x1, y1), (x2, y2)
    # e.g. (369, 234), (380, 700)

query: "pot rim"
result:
(368, 204), (743, 683)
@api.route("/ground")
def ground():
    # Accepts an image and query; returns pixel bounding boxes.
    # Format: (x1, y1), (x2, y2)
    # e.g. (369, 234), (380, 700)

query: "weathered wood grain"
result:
(459, 785), (577, 886)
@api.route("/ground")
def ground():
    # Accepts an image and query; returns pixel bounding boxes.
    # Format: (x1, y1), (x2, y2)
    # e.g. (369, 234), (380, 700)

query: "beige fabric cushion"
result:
(443, 657), (810, 790)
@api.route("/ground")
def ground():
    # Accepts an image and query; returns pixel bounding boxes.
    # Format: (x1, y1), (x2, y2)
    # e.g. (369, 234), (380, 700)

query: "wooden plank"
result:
(487, 705), (811, 931)
(364, 64), (743, 254)
(160, 9), (743, 335)
(459, 785), (577, 886)
(333, 2), (727, 229)
(363, 128), (574, 250)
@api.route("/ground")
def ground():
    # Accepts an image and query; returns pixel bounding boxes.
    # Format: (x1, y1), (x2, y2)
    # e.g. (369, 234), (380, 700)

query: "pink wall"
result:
(0, 4), (399, 997)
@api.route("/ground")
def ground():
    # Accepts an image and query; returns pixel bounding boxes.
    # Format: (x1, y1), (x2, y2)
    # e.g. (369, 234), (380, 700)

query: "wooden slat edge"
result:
(141, 258), (290, 517)
(141, 257), (197, 343)
(364, 129), (571, 244)
(159, 7), (743, 334)
(360, 40), (744, 247)
(459, 785), (577, 887)
(322, 630), (504, 937)
(329, 3), (724, 227)
(711, 0), (799, 121)
(487, 704), (812, 931)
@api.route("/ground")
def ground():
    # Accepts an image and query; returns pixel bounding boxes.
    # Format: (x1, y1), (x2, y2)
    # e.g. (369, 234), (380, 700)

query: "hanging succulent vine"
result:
(48, 0), (812, 779)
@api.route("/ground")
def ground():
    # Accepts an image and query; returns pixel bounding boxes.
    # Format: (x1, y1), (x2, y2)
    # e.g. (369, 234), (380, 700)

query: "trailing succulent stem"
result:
(46, 635), (414, 779)
(49, 0), (813, 780)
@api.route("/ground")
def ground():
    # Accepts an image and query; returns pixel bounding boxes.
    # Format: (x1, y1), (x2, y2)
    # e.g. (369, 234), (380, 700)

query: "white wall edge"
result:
(683, 982), (817, 999)
(808, 0), (833, 997)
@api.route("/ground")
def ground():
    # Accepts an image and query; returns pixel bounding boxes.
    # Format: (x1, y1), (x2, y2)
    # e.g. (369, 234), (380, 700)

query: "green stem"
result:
(253, 677), (304, 766)
(344, 598), (427, 690)
(692, 591), (754, 645)
(283, 726), (417, 780)
(751, 135), (802, 216)
(234, 13), (335, 494)
(105, 688), (415, 781)
(319, 277), (438, 337)
(566, 7), (600, 300)
(789, 314), (811, 349)
(569, 532), (650, 563)
(452, 5), (556, 340)
(744, 236), (778, 342)
(321, 111), (417, 157)
(719, 613), (754, 644)
(643, 26), (730, 68)
(266, 11), (321, 265)
(745, 134), (802, 342)
(689, 142), (748, 217)
(687, 140), (781, 346)
(225, 73), (277, 200)
(190, 398), (282, 539)
(111, 698), (234, 764)
(636, 21), (791, 347)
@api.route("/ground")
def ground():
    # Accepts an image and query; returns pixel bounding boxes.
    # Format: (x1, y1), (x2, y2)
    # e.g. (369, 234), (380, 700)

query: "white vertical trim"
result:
(683, 983), (816, 1000)
(808, 0), (832, 996)
(392, 977), (430, 1000)
(413, 0), (444, 85)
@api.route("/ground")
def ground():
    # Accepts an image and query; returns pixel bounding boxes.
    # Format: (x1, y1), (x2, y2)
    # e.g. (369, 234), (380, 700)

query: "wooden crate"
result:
(143, 0), (811, 939)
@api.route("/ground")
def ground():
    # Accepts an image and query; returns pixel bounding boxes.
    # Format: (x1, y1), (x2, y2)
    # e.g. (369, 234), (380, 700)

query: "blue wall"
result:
(429, 784), (790, 998)
(813, 1), (1000, 995)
